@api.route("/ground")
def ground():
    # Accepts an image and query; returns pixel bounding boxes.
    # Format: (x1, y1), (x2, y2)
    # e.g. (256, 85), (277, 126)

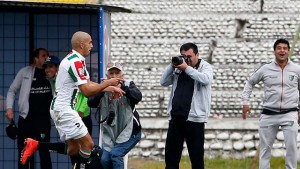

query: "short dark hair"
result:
(30, 48), (48, 64)
(273, 39), (290, 51)
(180, 43), (198, 54)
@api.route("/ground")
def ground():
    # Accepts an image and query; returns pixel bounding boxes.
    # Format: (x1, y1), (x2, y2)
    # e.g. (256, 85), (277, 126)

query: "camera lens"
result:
(172, 56), (183, 66)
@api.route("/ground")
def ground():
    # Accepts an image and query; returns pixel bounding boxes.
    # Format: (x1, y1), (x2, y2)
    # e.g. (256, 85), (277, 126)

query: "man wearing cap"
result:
(88, 61), (142, 169)
(6, 48), (53, 169)
(43, 56), (60, 95)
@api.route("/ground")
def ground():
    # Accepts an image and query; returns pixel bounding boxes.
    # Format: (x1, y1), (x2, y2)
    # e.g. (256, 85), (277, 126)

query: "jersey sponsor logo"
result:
(74, 61), (86, 80)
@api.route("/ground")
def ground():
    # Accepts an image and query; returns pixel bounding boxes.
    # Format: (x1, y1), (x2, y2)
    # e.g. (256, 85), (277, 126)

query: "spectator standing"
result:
(242, 39), (300, 169)
(6, 48), (53, 169)
(43, 55), (60, 95)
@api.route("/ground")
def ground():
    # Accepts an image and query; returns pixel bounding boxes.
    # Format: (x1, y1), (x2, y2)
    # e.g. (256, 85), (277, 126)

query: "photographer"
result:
(160, 43), (213, 169)
(88, 61), (142, 169)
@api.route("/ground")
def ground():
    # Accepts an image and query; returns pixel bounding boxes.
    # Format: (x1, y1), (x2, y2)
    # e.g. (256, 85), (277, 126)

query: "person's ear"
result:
(33, 57), (38, 63)
(80, 42), (84, 49)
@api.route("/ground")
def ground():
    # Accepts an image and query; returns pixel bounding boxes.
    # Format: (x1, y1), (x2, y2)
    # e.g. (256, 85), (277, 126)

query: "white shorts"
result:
(50, 109), (88, 141)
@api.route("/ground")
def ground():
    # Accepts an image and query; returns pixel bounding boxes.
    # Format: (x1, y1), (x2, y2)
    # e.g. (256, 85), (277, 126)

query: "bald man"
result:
(21, 31), (124, 169)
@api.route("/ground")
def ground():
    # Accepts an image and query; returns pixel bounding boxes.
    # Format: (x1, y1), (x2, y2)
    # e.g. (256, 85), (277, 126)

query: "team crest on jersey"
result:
(74, 61), (86, 80)
(289, 75), (294, 81)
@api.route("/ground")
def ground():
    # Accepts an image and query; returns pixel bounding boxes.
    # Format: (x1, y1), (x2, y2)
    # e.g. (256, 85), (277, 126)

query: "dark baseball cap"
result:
(43, 56), (60, 67)
(6, 120), (18, 140)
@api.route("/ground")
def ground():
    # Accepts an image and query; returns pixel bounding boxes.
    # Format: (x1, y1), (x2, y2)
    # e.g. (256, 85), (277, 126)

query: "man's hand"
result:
(174, 59), (188, 71)
(242, 105), (251, 120)
(104, 78), (124, 86)
(6, 108), (14, 122)
(107, 86), (125, 100)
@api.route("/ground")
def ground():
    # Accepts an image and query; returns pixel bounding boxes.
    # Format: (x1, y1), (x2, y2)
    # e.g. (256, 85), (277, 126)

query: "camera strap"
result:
(194, 59), (201, 69)
(94, 94), (141, 127)
(94, 106), (109, 124)
(132, 107), (140, 127)
(93, 94), (114, 125)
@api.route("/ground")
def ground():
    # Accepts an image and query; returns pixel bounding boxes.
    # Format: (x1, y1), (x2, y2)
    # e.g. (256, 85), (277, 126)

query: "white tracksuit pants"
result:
(259, 111), (298, 169)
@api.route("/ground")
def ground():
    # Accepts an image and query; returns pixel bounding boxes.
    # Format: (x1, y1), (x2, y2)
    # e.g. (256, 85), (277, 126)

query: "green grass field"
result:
(128, 156), (299, 169)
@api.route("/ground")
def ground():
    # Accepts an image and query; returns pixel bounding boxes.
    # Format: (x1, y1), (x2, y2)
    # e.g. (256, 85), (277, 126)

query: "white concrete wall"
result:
(128, 118), (300, 160)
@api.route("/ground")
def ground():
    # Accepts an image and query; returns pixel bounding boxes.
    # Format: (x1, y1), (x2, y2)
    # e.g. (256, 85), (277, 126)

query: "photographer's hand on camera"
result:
(171, 55), (190, 75)
(172, 59), (188, 75)
(173, 59), (188, 71)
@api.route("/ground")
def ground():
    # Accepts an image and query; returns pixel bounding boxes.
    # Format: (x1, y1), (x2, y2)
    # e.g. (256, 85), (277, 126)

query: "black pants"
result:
(165, 119), (205, 169)
(17, 116), (52, 169)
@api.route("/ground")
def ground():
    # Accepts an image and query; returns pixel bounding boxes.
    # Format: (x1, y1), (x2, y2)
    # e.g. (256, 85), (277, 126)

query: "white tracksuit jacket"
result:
(242, 59), (300, 112)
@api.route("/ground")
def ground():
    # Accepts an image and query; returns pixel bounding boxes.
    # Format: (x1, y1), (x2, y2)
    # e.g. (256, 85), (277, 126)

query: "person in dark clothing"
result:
(160, 43), (213, 169)
(6, 48), (53, 169)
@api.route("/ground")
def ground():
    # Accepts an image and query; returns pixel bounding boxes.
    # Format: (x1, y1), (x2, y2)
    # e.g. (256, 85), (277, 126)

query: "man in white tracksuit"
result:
(242, 38), (300, 169)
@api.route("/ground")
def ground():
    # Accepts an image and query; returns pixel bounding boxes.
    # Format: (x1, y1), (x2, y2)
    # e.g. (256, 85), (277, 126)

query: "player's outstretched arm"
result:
(79, 78), (124, 97)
